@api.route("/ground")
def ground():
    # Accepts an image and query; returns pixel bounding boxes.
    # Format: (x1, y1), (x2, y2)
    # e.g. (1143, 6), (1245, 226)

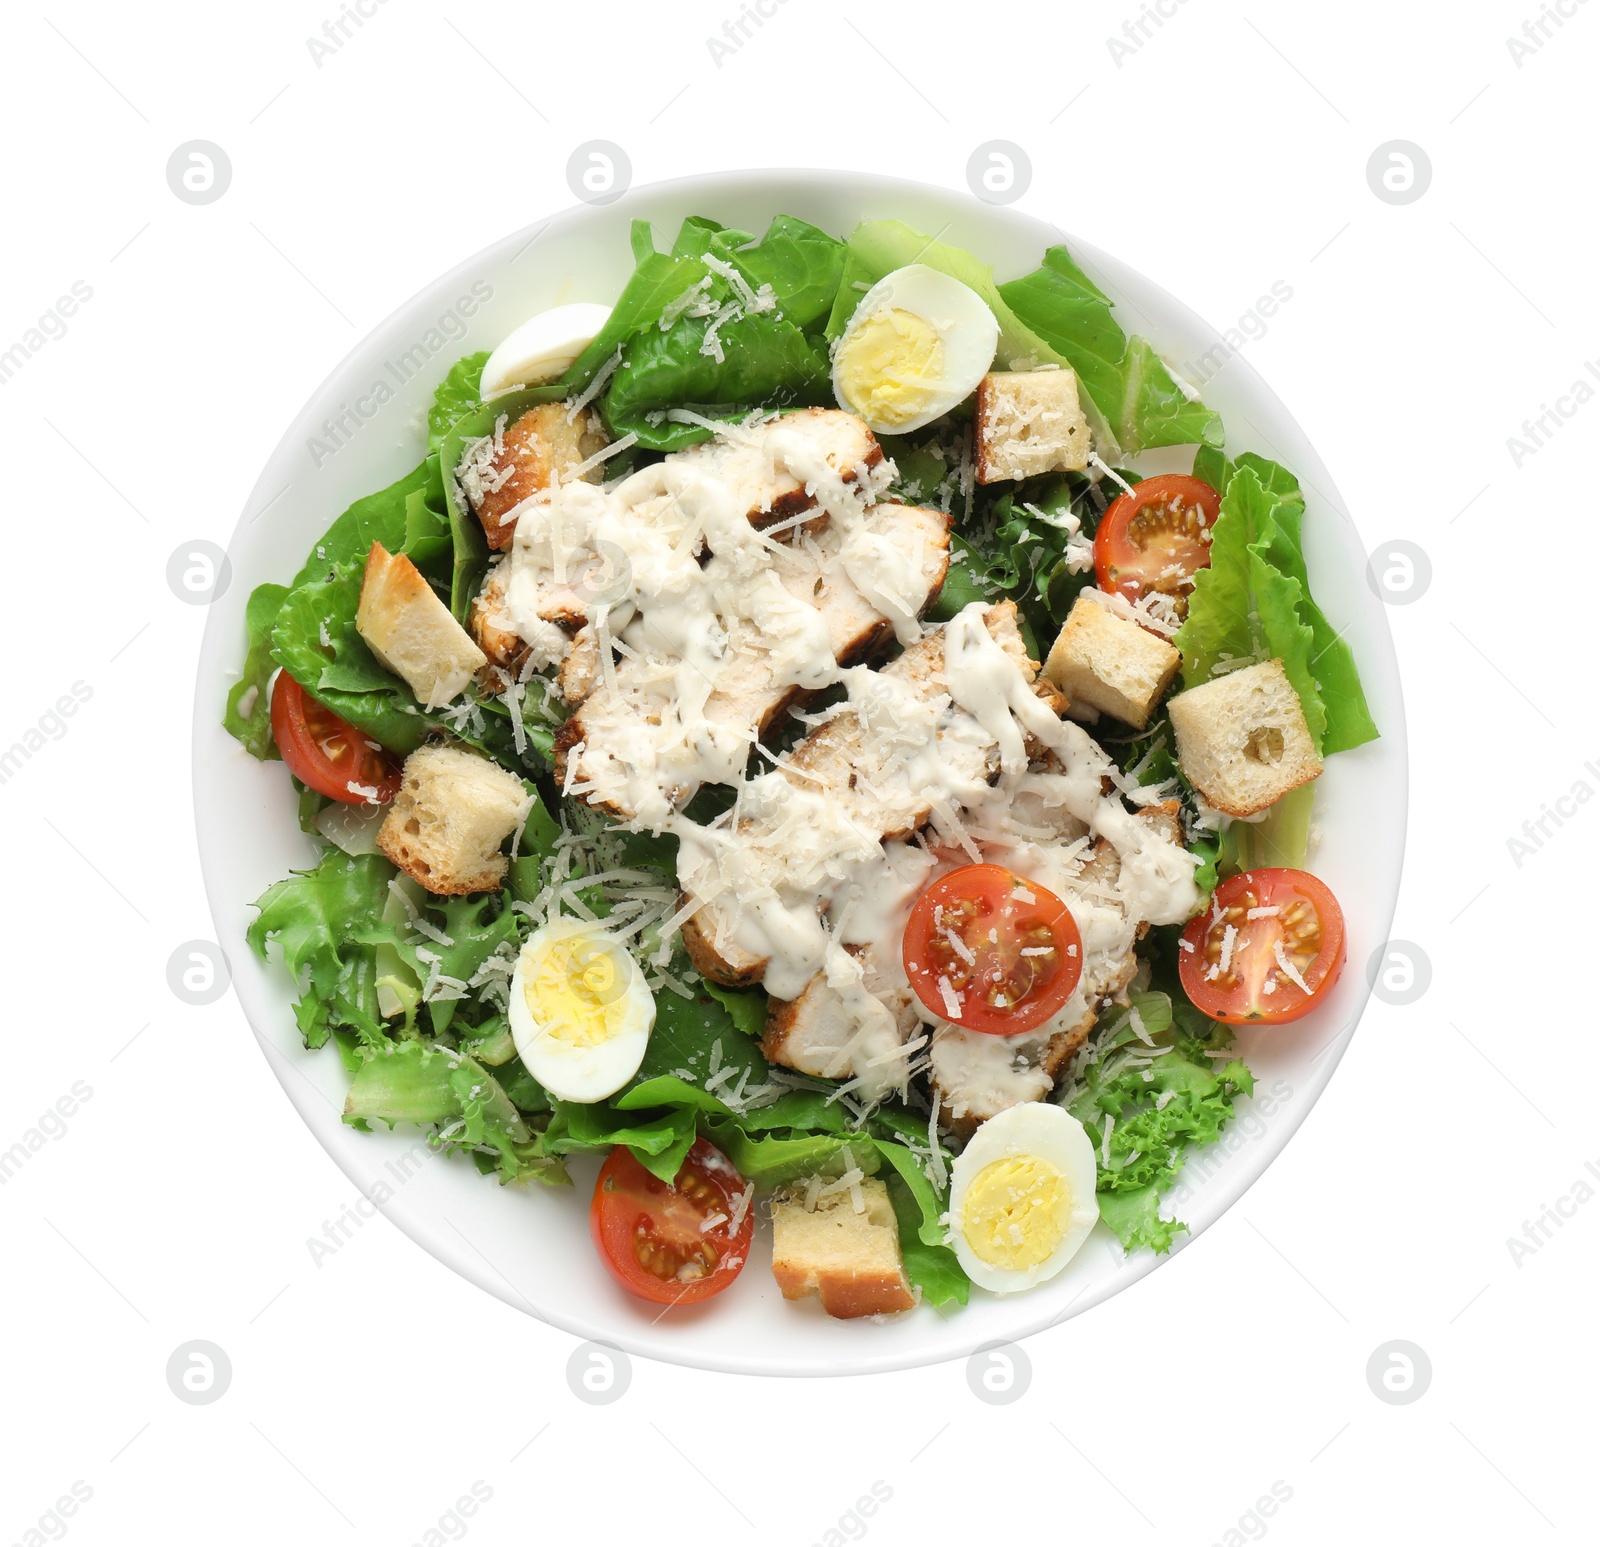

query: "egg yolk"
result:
(961, 1155), (1072, 1271)
(835, 307), (945, 430)
(523, 935), (628, 1047)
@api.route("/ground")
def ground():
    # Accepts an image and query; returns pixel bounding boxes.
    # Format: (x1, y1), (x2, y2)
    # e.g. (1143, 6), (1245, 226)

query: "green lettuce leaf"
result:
(246, 850), (398, 1049)
(428, 351), (491, 451)
(1182, 455), (1377, 757)
(548, 1101), (699, 1184)
(998, 246), (1223, 456)
(727, 214), (846, 330)
(873, 1138), (968, 1310)
(1063, 993), (1252, 1253)
(1174, 465), (1324, 749)
(700, 1122), (879, 1188)
(603, 311), (832, 451)
(617, 982), (771, 1109)
(264, 458), (454, 755)
(343, 1039), (561, 1185)
(224, 582), (288, 758)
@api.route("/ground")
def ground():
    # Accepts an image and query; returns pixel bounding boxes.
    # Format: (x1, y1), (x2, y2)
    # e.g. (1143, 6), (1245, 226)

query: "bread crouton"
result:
(376, 744), (529, 895)
(1043, 594), (1181, 729)
(357, 542), (486, 709)
(1168, 659), (1322, 818)
(462, 403), (608, 551)
(770, 1177), (916, 1318)
(974, 369), (1092, 484)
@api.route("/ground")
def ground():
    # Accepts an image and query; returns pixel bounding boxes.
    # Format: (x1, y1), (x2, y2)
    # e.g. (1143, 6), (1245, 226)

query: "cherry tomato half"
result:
(589, 1138), (754, 1306)
(1093, 473), (1220, 612)
(1179, 868), (1346, 1025)
(270, 671), (401, 805)
(902, 864), (1084, 1035)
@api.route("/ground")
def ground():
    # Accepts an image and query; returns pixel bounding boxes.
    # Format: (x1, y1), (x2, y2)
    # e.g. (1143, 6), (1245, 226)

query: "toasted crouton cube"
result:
(974, 369), (1092, 483)
(376, 744), (529, 895)
(464, 404), (607, 550)
(770, 1177), (917, 1319)
(357, 542), (487, 709)
(1043, 595), (1180, 729)
(1168, 659), (1322, 818)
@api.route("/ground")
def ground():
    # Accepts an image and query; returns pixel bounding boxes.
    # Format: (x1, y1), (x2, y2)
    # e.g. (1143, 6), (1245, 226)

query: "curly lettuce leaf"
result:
(358, 892), (522, 1038)
(343, 1039), (561, 1185)
(224, 582), (288, 758)
(246, 850), (397, 1049)
(997, 246), (1223, 456)
(1063, 991), (1252, 1253)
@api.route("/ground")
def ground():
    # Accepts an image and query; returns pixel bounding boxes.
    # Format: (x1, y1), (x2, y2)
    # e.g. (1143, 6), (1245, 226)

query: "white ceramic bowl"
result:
(193, 170), (1406, 1377)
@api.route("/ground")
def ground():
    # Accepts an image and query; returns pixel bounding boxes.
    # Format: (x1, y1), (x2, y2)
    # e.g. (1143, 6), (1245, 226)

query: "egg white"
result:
(479, 302), (613, 398)
(507, 919), (655, 1103)
(831, 264), (999, 433)
(946, 1102), (1100, 1293)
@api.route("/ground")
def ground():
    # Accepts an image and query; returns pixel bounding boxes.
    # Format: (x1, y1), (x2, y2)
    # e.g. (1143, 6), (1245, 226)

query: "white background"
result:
(1, 1), (1593, 1542)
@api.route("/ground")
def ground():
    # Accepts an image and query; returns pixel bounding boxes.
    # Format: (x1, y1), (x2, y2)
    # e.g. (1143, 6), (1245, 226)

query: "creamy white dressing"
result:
(486, 409), (1199, 1108)
(500, 414), (932, 829)
(679, 600), (1201, 1085)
